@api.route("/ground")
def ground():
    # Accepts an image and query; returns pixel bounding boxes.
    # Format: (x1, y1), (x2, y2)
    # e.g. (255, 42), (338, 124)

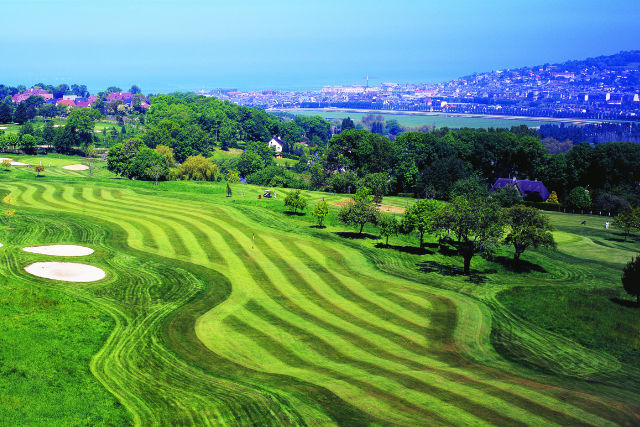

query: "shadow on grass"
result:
(335, 231), (378, 240)
(610, 297), (640, 308)
(417, 260), (487, 284)
(374, 242), (433, 255)
(310, 225), (326, 229)
(492, 256), (547, 273)
(284, 211), (306, 216)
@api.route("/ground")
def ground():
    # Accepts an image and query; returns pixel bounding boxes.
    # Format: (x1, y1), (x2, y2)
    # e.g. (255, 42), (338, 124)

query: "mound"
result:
(24, 262), (106, 282)
(62, 164), (89, 171)
(23, 245), (94, 256)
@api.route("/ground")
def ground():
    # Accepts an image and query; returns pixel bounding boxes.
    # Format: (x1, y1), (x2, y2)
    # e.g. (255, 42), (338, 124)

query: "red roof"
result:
(75, 101), (91, 108)
(57, 100), (76, 106)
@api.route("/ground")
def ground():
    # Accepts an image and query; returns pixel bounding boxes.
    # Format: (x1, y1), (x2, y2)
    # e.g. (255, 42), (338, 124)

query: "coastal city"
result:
(203, 51), (640, 122)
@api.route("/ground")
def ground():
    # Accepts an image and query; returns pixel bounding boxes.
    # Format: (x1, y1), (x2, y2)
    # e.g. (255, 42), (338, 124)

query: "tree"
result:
(85, 144), (98, 178)
(401, 199), (441, 247)
(613, 206), (640, 242)
(358, 173), (388, 204)
(176, 155), (220, 181)
(1, 159), (10, 171)
(155, 145), (176, 167)
(504, 205), (556, 264)
(107, 138), (142, 176)
(311, 200), (329, 227)
(546, 191), (560, 204)
(490, 185), (523, 207)
(622, 255), (640, 305)
(130, 85), (142, 94)
(34, 165), (45, 177)
(341, 117), (355, 131)
(378, 214), (399, 246)
(20, 134), (36, 154)
(434, 196), (505, 275)
(226, 182), (232, 197)
(66, 108), (102, 147)
(566, 186), (591, 211)
(226, 169), (240, 183)
(237, 150), (264, 177)
(337, 192), (380, 234)
(0, 102), (12, 123)
(284, 190), (307, 213)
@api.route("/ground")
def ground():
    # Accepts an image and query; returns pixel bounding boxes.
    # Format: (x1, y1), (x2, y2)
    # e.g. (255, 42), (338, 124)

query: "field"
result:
(276, 109), (560, 129)
(0, 162), (639, 426)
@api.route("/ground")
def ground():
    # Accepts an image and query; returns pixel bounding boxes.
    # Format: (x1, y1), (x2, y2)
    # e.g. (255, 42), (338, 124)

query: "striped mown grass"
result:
(1, 177), (639, 426)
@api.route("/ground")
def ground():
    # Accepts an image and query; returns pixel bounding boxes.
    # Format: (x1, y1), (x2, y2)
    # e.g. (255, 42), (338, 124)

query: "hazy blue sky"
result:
(1, 0), (639, 92)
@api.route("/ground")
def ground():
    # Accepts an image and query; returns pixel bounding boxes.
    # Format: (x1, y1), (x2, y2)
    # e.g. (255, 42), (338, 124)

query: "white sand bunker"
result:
(23, 244), (94, 256)
(0, 157), (29, 166)
(25, 262), (105, 282)
(62, 164), (89, 171)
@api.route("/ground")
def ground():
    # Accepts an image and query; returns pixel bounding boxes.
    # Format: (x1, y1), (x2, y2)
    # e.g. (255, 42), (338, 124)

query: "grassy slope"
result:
(0, 169), (639, 426)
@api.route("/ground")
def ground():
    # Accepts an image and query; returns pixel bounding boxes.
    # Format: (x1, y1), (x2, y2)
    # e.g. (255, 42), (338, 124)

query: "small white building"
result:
(268, 136), (284, 153)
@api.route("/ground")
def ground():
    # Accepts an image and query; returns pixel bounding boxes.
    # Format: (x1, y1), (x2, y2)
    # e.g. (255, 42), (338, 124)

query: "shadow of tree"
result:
(284, 211), (306, 216)
(310, 225), (326, 229)
(492, 256), (547, 273)
(417, 260), (487, 284)
(610, 297), (640, 308)
(335, 231), (379, 240)
(374, 243), (433, 255)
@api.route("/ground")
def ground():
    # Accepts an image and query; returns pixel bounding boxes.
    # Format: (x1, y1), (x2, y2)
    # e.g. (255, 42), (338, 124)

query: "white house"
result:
(268, 136), (284, 153)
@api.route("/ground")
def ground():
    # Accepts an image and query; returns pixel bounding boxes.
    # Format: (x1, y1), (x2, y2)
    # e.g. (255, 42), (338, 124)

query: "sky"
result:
(1, 0), (639, 93)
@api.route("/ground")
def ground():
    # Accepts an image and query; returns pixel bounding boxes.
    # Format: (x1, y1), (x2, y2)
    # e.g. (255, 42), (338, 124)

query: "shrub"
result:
(176, 155), (220, 181)
(566, 186), (591, 211)
(284, 190), (307, 213)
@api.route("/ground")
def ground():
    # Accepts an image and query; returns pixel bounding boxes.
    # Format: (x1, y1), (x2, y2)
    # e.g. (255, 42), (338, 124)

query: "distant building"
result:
(268, 136), (284, 153)
(11, 88), (53, 103)
(491, 178), (550, 202)
(63, 95), (78, 101)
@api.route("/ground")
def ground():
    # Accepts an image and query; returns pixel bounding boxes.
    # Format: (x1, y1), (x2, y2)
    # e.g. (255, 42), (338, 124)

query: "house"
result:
(107, 92), (133, 102)
(491, 177), (550, 202)
(56, 99), (76, 107)
(268, 136), (284, 153)
(11, 88), (53, 103)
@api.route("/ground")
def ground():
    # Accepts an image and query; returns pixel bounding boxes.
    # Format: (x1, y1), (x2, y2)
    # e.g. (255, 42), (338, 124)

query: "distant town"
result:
(198, 51), (640, 122)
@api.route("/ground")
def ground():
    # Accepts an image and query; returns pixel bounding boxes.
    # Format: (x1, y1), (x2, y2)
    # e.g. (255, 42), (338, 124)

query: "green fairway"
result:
(0, 172), (639, 426)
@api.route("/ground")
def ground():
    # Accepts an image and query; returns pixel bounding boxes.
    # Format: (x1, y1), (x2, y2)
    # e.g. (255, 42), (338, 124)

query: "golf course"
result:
(1, 161), (639, 427)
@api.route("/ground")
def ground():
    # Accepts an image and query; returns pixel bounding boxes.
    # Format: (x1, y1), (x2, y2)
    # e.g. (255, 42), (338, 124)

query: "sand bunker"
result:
(23, 244), (94, 256)
(0, 157), (29, 166)
(25, 262), (105, 282)
(62, 164), (89, 171)
(0, 127), (7, 130)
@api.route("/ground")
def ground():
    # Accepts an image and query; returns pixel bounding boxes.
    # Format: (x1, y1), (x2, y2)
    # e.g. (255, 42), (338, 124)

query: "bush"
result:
(566, 186), (592, 211)
(176, 155), (220, 181)
(284, 190), (307, 213)
(246, 166), (306, 189)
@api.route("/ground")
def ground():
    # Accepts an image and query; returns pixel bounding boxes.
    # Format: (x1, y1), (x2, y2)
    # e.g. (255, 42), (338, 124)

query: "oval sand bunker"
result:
(23, 244), (94, 256)
(62, 164), (89, 171)
(25, 262), (106, 282)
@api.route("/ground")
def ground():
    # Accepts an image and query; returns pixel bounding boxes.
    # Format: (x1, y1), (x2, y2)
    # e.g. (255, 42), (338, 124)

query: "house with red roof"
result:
(12, 88), (53, 103)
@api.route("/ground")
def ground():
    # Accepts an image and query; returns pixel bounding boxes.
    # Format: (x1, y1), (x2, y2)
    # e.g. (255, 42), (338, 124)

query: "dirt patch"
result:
(378, 204), (406, 214)
(23, 245), (94, 256)
(24, 262), (105, 282)
(330, 198), (405, 213)
(62, 164), (89, 171)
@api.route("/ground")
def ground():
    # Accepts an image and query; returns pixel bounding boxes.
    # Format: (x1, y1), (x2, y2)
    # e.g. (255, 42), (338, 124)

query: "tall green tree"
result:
(504, 205), (556, 264)
(378, 214), (399, 246)
(311, 200), (329, 227)
(284, 190), (307, 213)
(401, 199), (441, 248)
(613, 206), (640, 241)
(434, 196), (505, 275)
(337, 189), (380, 234)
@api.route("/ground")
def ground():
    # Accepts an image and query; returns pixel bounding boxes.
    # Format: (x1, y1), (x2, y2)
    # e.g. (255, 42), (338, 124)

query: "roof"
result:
(56, 100), (76, 106)
(491, 178), (550, 201)
(269, 136), (284, 145)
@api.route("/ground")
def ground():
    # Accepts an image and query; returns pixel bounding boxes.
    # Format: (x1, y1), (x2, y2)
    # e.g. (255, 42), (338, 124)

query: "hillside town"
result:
(203, 51), (640, 122)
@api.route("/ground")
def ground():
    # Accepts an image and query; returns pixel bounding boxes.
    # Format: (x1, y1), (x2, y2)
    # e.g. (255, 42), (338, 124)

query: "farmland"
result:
(0, 165), (639, 426)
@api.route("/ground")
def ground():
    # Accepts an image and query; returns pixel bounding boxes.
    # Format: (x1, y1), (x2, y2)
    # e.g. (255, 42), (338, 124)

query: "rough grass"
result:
(0, 174), (639, 426)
